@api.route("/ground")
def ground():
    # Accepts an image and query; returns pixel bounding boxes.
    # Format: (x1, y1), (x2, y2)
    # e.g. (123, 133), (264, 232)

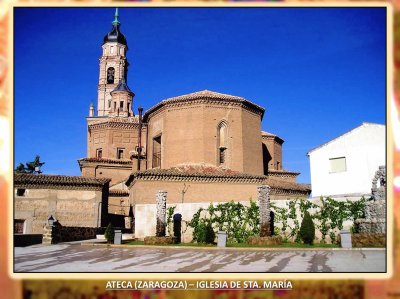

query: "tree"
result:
(15, 163), (27, 173)
(299, 211), (315, 245)
(15, 155), (45, 174)
(104, 223), (115, 244)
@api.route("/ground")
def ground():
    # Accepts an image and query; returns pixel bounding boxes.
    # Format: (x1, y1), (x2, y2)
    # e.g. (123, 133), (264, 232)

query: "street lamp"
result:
(48, 215), (55, 226)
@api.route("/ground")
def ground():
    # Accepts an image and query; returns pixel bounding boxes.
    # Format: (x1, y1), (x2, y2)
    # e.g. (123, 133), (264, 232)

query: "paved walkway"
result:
(14, 242), (386, 273)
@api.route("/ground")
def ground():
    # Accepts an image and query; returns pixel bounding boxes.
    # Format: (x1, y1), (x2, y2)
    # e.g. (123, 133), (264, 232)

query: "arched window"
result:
(217, 122), (228, 166)
(107, 67), (115, 84)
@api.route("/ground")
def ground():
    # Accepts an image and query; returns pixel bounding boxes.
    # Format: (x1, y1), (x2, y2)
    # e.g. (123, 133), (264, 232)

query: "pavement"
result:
(14, 241), (386, 273)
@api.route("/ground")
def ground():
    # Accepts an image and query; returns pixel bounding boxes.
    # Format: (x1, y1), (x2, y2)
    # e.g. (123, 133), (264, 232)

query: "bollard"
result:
(340, 230), (352, 248)
(217, 231), (227, 247)
(114, 229), (122, 245)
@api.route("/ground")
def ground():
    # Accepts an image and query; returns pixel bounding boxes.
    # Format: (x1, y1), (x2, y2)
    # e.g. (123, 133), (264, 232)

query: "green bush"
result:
(299, 211), (315, 245)
(104, 223), (115, 244)
(188, 201), (260, 244)
(195, 222), (215, 244)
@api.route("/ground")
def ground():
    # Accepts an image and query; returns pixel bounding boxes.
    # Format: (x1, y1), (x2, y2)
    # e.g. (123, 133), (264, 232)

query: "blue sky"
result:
(14, 7), (387, 183)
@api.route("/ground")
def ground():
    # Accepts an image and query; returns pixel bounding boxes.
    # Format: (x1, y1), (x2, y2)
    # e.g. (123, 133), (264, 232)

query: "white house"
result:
(307, 122), (385, 200)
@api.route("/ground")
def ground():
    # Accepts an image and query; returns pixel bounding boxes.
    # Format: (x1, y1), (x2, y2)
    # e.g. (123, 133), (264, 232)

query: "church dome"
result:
(103, 9), (127, 46)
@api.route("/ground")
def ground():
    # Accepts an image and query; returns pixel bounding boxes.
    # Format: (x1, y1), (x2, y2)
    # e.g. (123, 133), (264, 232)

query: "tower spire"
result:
(112, 8), (120, 26)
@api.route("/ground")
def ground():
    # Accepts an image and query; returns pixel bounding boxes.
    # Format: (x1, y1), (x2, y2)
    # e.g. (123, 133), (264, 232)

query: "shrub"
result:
(195, 222), (216, 244)
(188, 201), (260, 244)
(299, 211), (315, 245)
(104, 223), (115, 244)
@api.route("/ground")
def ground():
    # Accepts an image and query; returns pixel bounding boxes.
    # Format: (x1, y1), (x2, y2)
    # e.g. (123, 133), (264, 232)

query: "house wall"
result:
(14, 188), (106, 234)
(309, 124), (385, 198)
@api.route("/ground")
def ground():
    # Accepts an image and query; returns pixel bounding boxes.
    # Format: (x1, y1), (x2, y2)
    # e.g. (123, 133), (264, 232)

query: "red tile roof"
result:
(126, 164), (310, 194)
(14, 173), (110, 190)
(144, 90), (265, 120)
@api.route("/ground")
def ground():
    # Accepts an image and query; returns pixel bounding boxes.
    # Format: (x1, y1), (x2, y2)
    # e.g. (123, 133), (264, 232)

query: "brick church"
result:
(77, 9), (310, 238)
(15, 10), (310, 240)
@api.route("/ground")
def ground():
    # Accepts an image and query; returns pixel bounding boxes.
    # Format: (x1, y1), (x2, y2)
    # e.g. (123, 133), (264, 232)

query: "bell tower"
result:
(97, 8), (129, 116)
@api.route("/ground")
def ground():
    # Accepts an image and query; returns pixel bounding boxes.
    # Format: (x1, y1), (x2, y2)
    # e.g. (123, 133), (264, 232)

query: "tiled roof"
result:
(164, 90), (248, 103)
(268, 169), (300, 177)
(14, 173), (110, 190)
(109, 189), (129, 196)
(261, 131), (276, 137)
(88, 116), (140, 128)
(78, 158), (132, 165)
(261, 131), (284, 143)
(144, 90), (265, 120)
(126, 164), (310, 193)
(265, 177), (310, 193)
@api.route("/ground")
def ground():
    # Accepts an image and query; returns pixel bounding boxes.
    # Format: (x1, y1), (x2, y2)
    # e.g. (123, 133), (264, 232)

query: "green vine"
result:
(166, 206), (176, 236)
(187, 197), (366, 244)
(188, 201), (260, 244)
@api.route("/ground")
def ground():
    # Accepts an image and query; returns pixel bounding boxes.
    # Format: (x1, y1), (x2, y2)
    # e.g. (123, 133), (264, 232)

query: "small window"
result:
(16, 189), (26, 196)
(114, 102), (116, 111)
(219, 148), (226, 165)
(110, 46), (114, 54)
(276, 161), (280, 170)
(120, 101), (124, 109)
(96, 149), (103, 159)
(217, 122), (228, 166)
(108, 101), (111, 108)
(152, 135), (162, 168)
(330, 157), (346, 173)
(14, 219), (24, 234)
(117, 148), (124, 159)
(127, 103), (130, 112)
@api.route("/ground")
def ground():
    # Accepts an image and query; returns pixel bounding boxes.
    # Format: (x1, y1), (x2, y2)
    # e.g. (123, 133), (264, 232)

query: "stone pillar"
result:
(156, 191), (167, 237)
(124, 216), (132, 230)
(42, 224), (59, 245)
(258, 185), (271, 237)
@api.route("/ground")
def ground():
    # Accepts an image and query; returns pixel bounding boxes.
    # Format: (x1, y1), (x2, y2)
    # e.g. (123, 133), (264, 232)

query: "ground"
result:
(14, 241), (386, 273)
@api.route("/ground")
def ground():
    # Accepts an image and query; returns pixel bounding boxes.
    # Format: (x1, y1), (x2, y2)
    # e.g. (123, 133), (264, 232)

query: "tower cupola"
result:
(109, 77), (135, 117)
(103, 8), (127, 46)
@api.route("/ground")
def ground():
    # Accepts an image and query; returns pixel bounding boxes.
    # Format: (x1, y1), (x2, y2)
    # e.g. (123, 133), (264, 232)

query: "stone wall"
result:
(43, 223), (100, 244)
(134, 197), (360, 243)
(135, 198), (283, 241)
(15, 188), (107, 234)
(355, 166), (386, 234)
(351, 233), (386, 247)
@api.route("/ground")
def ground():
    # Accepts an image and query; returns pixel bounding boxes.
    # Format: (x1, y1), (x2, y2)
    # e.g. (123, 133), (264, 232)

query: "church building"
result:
(78, 10), (311, 238)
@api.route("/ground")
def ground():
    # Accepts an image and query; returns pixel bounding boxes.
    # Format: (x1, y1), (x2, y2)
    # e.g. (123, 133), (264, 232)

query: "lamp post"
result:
(48, 215), (55, 226)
